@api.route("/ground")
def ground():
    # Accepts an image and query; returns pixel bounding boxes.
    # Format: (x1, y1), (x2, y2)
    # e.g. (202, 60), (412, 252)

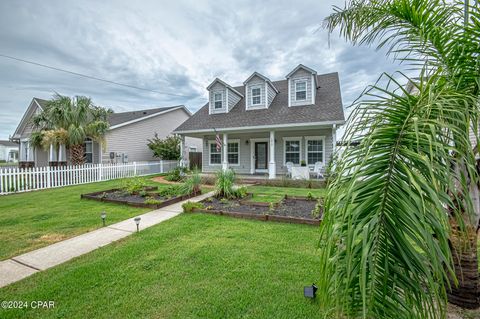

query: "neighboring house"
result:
(0, 140), (19, 162)
(11, 98), (202, 167)
(173, 64), (345, 179)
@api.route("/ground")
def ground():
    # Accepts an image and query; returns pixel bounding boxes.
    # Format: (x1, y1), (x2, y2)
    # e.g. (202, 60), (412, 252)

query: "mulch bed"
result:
(194, 194), (322, 226)
(81, 186), (200, 209)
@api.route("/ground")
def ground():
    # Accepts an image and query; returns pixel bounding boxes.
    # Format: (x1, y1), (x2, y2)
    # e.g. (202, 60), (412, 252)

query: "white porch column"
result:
(58, 144), (65, 162)
(179, 135), (186, 167)
(268, 130), (276, 179)
(222, 133), (228, 170)
(26, 142), (32, 162)
(49, 144), (55, 162)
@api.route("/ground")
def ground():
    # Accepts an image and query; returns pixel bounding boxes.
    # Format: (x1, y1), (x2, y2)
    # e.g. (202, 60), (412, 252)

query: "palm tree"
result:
(31, 94), (111, 165)
(318, 0), (479, 317)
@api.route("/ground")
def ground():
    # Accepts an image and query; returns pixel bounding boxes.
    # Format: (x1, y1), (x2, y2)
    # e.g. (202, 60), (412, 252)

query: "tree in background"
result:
(31, 94), (111, 165)
(318, 0), (479, 318)
(147, 134), (180, 160)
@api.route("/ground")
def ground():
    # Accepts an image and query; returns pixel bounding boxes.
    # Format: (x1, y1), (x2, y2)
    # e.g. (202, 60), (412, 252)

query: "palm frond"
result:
(318, 72), (477, 318)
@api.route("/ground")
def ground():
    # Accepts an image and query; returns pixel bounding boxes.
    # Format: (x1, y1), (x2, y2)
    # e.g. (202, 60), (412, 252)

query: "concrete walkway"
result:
(0, 191), (214, 288)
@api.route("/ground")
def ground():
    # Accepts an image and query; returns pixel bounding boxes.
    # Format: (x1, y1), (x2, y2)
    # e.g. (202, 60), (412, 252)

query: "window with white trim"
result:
(295, 81), (307, 101)
(284, 139), (301, 164)
(306, 138), (324, 164)
(251, 87), (261, 105)
(84, 139), (93, 163)
(214, 93), (223, 109)
(227, 141), (239, 165)
(209, 142), (221, 164)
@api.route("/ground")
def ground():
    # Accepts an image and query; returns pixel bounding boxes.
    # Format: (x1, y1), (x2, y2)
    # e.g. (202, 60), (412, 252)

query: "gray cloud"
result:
(0, 0), (408, 140)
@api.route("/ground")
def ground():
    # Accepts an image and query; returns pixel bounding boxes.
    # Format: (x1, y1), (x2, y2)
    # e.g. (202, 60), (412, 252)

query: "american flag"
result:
(214, 128), (222, 152)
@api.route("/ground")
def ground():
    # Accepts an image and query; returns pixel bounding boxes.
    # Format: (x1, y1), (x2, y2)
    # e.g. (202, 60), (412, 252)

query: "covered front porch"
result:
(178, 124), (336, 179)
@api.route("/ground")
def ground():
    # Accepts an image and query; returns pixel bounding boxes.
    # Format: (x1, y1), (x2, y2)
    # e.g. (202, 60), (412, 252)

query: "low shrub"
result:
(158, 185), (181, 197)
(306, 191), (316, 201)
(234, 186), (248, 199)
(182, 201), (204, 213)
(165, 167), (188, 182)
(311, 198), (324, 218)
(144, 197), (163, 205)
(122, 177), (147, 195)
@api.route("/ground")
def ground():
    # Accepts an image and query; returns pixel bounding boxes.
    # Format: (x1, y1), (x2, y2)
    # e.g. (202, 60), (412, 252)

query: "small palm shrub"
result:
(214, 169), (237, 199)
(179, 170), (202, 196)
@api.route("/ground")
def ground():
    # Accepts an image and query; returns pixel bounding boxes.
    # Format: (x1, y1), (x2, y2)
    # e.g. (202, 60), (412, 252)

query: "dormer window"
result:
(295, 81), (307, 101)
(214, 92), (223, 109)
(251, 87), (261, 105)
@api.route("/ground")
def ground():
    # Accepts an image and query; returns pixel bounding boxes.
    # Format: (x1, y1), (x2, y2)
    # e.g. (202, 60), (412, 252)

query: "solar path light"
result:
(101, 211), (107, 227)
(134, 217), (141, 232)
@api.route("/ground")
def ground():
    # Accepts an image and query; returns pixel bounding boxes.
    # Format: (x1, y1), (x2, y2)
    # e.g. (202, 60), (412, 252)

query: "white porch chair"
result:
(285, 162), (294, 178)
(312, 162), (324, 179)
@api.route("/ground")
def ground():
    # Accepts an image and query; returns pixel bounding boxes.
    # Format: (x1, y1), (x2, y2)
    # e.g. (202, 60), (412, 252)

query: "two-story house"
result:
(173, 64), (345, 179)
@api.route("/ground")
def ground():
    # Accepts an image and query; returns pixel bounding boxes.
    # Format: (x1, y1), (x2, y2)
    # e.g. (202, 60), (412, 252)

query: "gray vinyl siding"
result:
(245, 75), (267, 109)
(289, 68), (313, 107)
(201, 128), (333, 175)
(101, 108), (200, 163)
(267, 83), (277, 107)
(209, 82), (227, 114)
(18, 103), (41, 139)
(227, 88), (241, 111)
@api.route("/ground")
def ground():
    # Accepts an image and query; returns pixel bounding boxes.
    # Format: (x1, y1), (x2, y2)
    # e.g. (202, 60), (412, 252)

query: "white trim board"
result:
(174, 120), (345, 134)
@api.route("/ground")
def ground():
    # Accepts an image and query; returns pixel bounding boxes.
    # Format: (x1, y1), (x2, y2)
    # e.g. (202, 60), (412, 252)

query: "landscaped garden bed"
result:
(82, 173), (203, 209)
(81, 186), (200, 209)
(183, 169), (323, 225)
(192, 194), (321, 225)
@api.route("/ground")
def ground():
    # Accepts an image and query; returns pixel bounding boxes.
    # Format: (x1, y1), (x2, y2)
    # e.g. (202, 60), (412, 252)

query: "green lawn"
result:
(0, 176), (171, 260)
(0, 214), (323, 319)
(246, 185), (326, 203)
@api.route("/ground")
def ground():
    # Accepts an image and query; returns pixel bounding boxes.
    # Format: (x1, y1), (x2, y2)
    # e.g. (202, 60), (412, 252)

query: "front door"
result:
(255, 142), (268, 170)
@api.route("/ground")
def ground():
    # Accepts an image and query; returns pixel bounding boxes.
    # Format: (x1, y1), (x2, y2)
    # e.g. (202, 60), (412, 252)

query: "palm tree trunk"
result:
(447, 219), (480, 309)
(70, 144), (85, 165)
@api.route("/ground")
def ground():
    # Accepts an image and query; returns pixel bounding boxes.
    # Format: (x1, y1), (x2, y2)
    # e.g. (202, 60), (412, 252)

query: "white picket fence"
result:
(0, 161), (179, 195)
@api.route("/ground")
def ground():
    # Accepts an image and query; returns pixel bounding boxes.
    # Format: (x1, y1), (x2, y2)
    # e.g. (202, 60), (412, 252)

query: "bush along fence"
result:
(0, 161), (178, 195)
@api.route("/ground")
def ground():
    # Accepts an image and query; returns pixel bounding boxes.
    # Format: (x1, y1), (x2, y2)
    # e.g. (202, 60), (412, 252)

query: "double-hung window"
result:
(227, 141), (239, 165)
(214, 93), (223, 109)
(306, 137), (324, 164)
(251, 87), (261, 105)
(284, 139), (301, 164)
(209, 142), (221, 164)
(295, 81), (307, 101)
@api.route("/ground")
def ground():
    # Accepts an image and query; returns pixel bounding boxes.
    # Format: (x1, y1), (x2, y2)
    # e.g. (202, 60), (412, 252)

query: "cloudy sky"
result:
(0, 0), (406, 140)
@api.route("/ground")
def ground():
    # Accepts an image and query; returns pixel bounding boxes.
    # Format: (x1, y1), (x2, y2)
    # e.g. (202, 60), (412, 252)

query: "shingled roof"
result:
(107, 106), (183, 126)
(174, 72), (344, 133)
(33, 97), (184, 127)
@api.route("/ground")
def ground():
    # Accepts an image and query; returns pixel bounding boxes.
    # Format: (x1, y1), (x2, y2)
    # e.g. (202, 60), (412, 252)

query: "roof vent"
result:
(143, 111), (147, 115)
